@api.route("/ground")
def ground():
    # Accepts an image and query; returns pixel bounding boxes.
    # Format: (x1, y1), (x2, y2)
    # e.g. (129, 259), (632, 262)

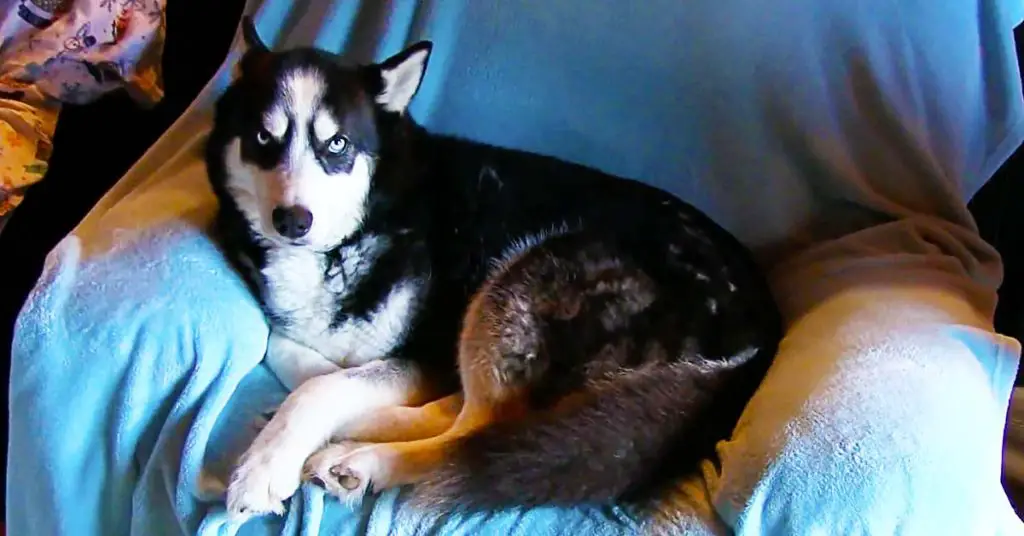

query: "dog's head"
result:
(210, 17), (431, 250)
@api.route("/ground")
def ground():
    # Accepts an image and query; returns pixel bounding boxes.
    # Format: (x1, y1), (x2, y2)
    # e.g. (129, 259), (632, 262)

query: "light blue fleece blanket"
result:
(8, 1), (1024, 535)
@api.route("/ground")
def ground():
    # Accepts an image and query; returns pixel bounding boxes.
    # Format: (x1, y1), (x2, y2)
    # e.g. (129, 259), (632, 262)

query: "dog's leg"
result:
(307, 368), (526, 502)
(309, 275), (558, 502)
(264, 331), (342, 391)
(309, 283), (540, 501)
(225, 358), (433, 522)
(303, 393), (463, 494)
(341, 392), (463, 443)
(306, 398), (505, 501)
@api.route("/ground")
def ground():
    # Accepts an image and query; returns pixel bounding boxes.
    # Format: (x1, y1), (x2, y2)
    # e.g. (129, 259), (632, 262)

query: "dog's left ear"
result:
(235, 15), (272, 80)
(240, 15), (268, 53)
(371, 41), (432, 114)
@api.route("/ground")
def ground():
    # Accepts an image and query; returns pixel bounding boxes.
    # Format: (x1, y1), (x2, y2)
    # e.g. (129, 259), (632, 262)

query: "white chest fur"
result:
(259, 242), (421, 367)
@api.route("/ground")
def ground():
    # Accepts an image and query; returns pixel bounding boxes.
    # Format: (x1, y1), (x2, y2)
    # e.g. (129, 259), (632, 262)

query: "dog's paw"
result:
(225, 444), (303, 523)
(304, 444), (395, 505)
(304, 441), (366, 481)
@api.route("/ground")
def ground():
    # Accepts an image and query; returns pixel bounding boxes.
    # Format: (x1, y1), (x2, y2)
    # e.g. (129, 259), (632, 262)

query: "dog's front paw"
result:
(304, 444), (395, 505)
(226, 444), (303, 523)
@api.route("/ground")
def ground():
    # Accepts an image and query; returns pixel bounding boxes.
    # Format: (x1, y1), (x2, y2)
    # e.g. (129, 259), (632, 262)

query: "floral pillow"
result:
(0, 0), (166, 228)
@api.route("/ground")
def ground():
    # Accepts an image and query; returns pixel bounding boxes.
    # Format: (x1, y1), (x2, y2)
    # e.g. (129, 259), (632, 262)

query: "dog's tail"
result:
(409, 349), (765, 512)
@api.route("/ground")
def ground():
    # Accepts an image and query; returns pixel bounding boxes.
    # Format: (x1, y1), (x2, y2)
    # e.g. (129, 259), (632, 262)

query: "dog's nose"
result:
(271, 205), (314, 239)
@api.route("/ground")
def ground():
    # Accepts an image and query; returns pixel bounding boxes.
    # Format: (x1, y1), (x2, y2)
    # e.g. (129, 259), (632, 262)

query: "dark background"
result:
(0, 0), (1022, 522)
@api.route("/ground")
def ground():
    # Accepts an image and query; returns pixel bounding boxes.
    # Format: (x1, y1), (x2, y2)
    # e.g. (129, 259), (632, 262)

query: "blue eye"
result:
(327, 136), (348, 154)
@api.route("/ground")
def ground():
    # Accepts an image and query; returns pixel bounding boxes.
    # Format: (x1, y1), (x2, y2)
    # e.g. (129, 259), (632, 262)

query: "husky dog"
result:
(207, 16), (782, 522)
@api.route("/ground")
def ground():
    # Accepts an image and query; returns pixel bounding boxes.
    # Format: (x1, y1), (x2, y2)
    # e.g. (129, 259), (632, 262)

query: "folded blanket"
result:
(8, 0), (1024, 535)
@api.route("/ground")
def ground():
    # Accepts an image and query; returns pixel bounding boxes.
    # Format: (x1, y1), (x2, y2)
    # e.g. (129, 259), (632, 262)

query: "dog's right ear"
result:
(235, 15), (272, 80)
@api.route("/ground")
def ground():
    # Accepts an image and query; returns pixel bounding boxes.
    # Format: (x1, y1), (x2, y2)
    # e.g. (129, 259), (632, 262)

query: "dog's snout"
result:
(272, 205), (314, 239)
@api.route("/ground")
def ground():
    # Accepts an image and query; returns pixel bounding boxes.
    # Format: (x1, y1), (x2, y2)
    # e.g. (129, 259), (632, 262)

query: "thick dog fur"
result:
(208, 16), (782, 522)
(402, 235), (773, 511)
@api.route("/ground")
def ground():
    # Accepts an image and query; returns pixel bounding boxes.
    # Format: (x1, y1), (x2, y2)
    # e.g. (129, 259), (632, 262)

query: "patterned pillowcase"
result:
(0, 0), (166, 223)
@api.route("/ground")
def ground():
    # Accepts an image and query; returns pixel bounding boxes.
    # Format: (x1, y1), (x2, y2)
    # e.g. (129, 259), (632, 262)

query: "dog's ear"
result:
(240, 15), (268, 53)
(370, 41), (432, 114)
(236, 15), (272, 80)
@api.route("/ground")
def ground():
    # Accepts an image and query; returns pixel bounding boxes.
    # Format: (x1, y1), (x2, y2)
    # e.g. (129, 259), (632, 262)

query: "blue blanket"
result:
(9, 1), (1024, 535)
